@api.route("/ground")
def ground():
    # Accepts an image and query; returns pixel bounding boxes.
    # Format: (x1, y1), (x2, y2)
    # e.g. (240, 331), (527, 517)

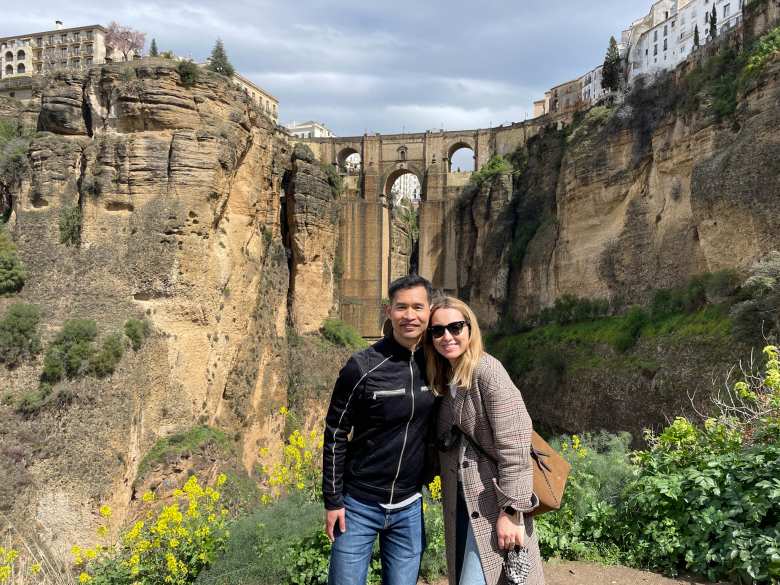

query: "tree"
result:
(149, 38), (158, 57)
(207, 39), (235, 77)
(694, 24), (700, 48)
(709, 5), (718, 39)
(601, 36), (622, 92)
(105, 21), (146, 62)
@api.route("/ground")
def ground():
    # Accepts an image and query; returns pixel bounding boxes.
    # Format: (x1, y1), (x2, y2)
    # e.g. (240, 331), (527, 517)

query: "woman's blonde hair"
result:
(425, 296), (483, 396)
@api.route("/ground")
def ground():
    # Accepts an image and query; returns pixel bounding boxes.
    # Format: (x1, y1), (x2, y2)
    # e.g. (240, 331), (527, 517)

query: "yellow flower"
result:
(169, 538), (180, 548)
(216, 473), (227, 487)
(142, 491), (156, 503)
(428, 475), (442, 502)
(99, 505), (112, 519)
(30, 562), (42, 575)
(79, 572), (92, 583)
(279, 406), (289, 416)
(96, 525), (108, 537)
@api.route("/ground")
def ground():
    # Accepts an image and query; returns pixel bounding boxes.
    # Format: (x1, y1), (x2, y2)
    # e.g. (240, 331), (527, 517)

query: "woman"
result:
(426, 297), (544, 585)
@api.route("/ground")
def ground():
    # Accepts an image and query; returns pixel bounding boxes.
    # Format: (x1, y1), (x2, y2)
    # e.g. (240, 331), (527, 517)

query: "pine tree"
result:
(694, 24), (700, 47)
(601, 36), (622, 92)
(207, 39), (235, 77)
(710, 5), (718, 39)
(150, 38), (158, 57)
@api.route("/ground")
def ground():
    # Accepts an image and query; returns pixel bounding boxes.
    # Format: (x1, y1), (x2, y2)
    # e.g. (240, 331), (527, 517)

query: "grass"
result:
(136, 426), (233, 480)
(489, 304), (733, 378)
(195, 492), (323, 585)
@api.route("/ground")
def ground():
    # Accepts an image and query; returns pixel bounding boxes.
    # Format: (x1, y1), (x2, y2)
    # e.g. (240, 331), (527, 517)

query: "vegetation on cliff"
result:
(0, 227), (25, 295)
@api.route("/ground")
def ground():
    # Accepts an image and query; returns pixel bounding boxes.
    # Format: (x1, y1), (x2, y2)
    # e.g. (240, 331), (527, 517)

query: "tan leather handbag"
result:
(530, 431), (571, 515)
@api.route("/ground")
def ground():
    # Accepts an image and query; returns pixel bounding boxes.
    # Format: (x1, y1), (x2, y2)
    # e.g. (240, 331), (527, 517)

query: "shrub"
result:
(743, 24), (780, 79)
(177, 60), (200, 87)
(58, 205), (82, 246)
(124, 317), (151, 350)
(0, 228), (25, 294)
(137, 426), (232, 479)
(285, 532), (381, 585)
(469, 154), (511, 187)
(320, 319), (367, 350)
(77, 475), (230, 584)
(15, 383), (53, 416)
(259, 425), (323, 503)
(535, 433), (633, 563)
(731, 251), (780, 343)
(0, 303), (41, 366)
(319, 163), (343, 198)
(196, 492), (324, 585)
(419, 488), (447, 581)
(40, 319), (98, 383)
(612, 306), (648, 352)
(88, 332), (124, 377)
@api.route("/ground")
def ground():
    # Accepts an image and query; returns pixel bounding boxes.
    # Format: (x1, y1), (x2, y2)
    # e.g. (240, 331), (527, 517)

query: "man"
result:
(322, 275), (437, 585)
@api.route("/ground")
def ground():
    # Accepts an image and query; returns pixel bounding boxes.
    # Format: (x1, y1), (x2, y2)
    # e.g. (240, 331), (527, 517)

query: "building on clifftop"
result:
(285, 120), (335, 139)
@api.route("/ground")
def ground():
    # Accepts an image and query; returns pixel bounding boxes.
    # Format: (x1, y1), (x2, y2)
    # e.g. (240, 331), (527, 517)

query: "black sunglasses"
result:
(429, 320), (469, 339)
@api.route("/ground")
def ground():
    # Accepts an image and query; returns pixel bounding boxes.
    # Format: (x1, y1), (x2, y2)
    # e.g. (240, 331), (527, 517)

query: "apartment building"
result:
(0, 22), (110, 80)
(232, 72), (279, 122)
(628, 0), (744, 80)
(286, 121), (335, 139)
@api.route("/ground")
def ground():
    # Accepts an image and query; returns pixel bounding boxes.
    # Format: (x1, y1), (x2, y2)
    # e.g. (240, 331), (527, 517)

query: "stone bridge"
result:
(302, 121), (545, 336)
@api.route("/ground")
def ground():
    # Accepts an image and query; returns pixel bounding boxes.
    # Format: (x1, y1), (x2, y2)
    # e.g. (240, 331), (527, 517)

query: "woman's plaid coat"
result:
(437, 353), (544, 585)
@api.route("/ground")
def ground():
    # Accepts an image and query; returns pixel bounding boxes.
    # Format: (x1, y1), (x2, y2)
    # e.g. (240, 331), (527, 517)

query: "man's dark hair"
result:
(388, 275), (432, 304)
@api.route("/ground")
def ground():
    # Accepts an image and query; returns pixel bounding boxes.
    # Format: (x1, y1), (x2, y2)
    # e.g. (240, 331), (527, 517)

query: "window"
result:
(654, 30), (658, 41)
(73, 32), (80, 42)
(17, 63), (25, 73)
(4, 64), (12, 75)
(654, 44), (658, 55)
(61, 34), (67, 43)
(16, 50), (25, 60)
(86, 57), (92, 65)
(664, 38), (668, 50)
(672, 21), (675, 29)
(664, 25), (668, 36)
(723, 4), (730, 17)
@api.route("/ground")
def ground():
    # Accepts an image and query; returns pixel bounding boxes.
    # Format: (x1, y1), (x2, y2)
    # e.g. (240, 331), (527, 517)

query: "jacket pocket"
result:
(372, 388), (406, 399)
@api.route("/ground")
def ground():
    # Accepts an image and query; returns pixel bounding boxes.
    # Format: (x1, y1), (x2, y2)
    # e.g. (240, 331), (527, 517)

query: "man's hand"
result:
(496, 510), (525, 550)
(325, 508), (346, 542)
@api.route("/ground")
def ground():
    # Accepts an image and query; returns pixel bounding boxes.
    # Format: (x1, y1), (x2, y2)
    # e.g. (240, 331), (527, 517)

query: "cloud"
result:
(1, 0), (654, 135)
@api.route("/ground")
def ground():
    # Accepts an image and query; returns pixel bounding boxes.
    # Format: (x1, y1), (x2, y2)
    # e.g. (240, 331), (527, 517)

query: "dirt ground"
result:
(426, 560), (729, 585)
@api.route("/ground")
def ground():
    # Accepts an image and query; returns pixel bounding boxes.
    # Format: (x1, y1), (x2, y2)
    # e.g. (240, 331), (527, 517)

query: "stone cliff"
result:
(460, 46), (780, 325)
(0, 61), (342, 548)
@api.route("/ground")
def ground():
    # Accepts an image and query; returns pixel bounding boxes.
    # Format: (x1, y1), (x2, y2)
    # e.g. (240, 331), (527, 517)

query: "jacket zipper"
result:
(389, 349), (416, 504)
(373, 388), (406, 399)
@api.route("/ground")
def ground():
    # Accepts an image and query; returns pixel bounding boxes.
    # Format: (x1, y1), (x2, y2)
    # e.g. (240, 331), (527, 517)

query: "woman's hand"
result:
(496, 510), (525, 550)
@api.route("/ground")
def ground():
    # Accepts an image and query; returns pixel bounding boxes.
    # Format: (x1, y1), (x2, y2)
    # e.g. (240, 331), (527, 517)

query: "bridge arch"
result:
(447, 141), (475, 172)
(337, 146), (361, 171)
(382, 165), (424, 203)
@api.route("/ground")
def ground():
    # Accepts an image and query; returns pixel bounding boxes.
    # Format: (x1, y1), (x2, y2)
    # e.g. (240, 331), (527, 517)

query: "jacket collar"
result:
(382, 332), (422, 360)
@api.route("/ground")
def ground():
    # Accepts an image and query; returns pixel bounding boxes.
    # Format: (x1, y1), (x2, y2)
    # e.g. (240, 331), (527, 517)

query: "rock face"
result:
(0, 62), (341, 549)
(285, 150), (340, 334)
(459, 58), (780, 326)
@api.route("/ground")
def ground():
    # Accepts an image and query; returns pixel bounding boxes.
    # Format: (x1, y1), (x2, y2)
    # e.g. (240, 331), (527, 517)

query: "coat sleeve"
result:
(322, 356), (364, 510)
(480, 358), (538, 514)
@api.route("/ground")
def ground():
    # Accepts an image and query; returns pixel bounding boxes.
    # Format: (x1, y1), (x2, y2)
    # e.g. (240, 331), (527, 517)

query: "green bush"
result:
(15, 383), (53, 416)
(0, 228), (25, 294)
(469, 154), (511, 187)
(319, 163), (343, 198)
(419, 497), (447, 582)
(285, 531), (381, 585)
(58, 205), (82, 246)
(537, 294), (611, 326)
(40, 319), (98, 383)
(0, 303), (40, 366)
(535, 432), (633, 563)
(320, 319), (367, 350)
(730, 252), (780, 343)
(196, 493), (329, 585)
(89, 332), (124, 377)
(177, 60), (200, 87)
(613, 306), (648, 352)
(124, 317), (151, 350)
(138, 426), (232, 479)
(743, 24), (780, 79)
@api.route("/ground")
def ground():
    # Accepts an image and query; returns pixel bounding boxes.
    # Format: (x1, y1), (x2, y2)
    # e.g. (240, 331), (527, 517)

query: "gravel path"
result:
(424, 560), (730, 585)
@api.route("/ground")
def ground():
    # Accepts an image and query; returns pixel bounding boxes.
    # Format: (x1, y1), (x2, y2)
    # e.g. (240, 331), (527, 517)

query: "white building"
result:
(628, 0), (744, 81)
(581, 65), (608, 105)
(0, 22), (111, 80)
(286, 120), (334, 139)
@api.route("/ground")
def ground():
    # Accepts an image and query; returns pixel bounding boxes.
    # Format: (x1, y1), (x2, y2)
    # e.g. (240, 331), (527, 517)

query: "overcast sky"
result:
(4, 1), (651, 136)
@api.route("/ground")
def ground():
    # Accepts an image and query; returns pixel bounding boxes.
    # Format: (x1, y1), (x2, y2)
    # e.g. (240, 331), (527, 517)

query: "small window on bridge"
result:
(449, 145), (475, 172)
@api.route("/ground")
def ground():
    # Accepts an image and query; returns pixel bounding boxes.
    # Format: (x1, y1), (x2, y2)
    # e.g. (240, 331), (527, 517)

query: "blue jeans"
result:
(328, 493), (425, 585)
(456, 484), (486, 585)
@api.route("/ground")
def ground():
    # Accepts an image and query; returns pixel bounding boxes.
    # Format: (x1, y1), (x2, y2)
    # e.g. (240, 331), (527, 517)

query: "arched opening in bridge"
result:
(386, 169), (421, 206)
(386, 169), (422, 277)
(337, 148), (361, 175)
(16, 64), (25, 74)
(448, 143), (475, 172)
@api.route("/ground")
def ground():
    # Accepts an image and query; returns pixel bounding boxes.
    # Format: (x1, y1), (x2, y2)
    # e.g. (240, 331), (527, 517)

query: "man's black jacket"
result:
(322, 334), (437, 510)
